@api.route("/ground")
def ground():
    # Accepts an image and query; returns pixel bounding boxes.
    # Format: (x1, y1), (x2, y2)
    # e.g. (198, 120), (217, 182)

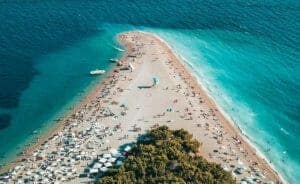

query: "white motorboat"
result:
(90, 69), (105, 75)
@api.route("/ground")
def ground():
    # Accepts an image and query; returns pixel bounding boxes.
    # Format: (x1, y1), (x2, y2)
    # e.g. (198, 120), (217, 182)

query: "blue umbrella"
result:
(153, 77), (159, 85)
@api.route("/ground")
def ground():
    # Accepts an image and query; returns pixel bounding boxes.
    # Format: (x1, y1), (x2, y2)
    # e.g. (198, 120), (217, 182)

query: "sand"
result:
(0, 31), (282, 184)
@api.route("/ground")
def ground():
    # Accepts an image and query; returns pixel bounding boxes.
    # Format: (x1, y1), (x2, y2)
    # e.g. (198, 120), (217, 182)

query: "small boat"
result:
(109, 58), (119, 63)
(90, 69), (106, 75)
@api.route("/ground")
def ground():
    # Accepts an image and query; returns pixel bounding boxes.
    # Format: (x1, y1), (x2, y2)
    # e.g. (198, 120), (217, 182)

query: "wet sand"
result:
(0, 31), (282, 184)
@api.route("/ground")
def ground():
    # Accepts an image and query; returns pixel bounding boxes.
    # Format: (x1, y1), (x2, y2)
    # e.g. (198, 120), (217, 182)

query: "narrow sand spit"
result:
(1, 31), (282, 183)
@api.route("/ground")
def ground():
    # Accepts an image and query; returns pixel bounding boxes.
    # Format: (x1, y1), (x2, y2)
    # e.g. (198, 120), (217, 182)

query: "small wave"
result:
(113, 46), (125, 52)
(280, 127), (290, 135)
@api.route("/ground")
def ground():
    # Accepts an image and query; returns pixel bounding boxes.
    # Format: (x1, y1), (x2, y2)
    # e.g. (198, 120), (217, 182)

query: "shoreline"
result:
(138, 31), (282, 183)
(1, 31), (283, 184)
(143, 31), (286, 183)
(0, 55), (119, 174)
(0, 78), (97, 165)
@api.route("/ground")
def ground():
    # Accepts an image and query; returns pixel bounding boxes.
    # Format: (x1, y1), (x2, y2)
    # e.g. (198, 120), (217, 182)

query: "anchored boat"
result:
(90, 69), (105, 75)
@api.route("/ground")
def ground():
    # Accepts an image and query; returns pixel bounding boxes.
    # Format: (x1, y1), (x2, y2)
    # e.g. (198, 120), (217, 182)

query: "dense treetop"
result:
(98, 126), (235, 184)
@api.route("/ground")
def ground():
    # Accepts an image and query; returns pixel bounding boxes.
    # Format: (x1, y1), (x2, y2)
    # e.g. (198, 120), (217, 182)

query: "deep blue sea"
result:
(0, 0), (299, 183)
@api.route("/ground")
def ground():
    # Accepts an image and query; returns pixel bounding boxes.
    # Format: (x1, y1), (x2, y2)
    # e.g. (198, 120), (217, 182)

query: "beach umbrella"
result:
(103, 153), (112, 158)
(93, 163), (102, 169)
(99, 158), (107, 163)
(223, 166), (230, 172)
(108, 157), (116, 163)
(114, 152), (122, 158)
(100, 167), (108, 172)
(75, 155), (81, 160)
(104, 162), (113, 167)
(124, 145), (132, 152)
(234, 167), (244, 175)
(14, 165), (21, 170)
(153, 77), (159, 85)
(89, 169), (98, 174)
(129, 63), (134, 71)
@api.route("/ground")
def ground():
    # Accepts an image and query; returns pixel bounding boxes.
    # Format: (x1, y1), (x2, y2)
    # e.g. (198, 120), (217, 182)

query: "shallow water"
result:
(148, 28), (300, 183)
(0, 1), (299, 183)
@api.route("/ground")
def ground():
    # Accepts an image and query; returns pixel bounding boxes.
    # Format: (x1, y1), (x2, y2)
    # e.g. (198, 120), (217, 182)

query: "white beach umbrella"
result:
(100, 167), (108, 172)
(14, 165), (21, 170)
(108, 157), (117, 163)
(99, 158), (107, 163)
(223, 166), (230, 172)
(89, 168), (98, 174)
(124, 145), (132, 152)
(76, 155), (81, 160)
(103, 153), (112, 158)
(93, 163), (102, 169)
(104, 162), (113, 167)
(113, 152), (122, 158)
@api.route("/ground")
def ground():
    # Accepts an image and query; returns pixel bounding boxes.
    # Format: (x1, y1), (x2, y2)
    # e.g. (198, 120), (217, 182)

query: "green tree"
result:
(98, 126), (235, 184)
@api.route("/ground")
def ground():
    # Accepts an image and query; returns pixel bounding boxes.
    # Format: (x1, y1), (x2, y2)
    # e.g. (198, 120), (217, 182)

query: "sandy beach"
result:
(0, 31), (282, 184)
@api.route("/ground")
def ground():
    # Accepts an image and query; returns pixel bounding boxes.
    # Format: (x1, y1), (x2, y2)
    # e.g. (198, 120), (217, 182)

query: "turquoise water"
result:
(148, 28), (299, 183)
(0, 1), (299, 183)
(0, 28), (124, 162)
